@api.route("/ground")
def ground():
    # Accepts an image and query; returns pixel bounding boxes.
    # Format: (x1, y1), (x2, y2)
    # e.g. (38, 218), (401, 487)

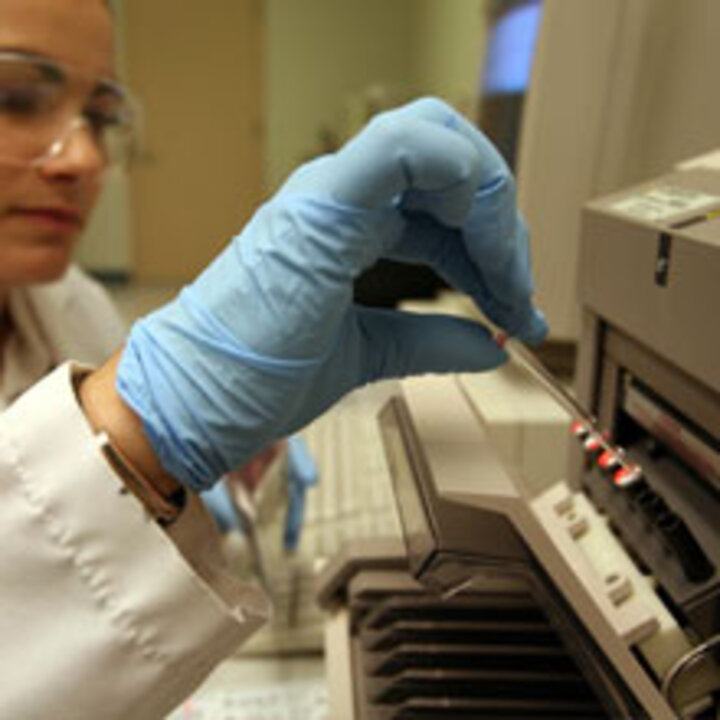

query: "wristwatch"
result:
(73, 364), (187, 527)
(95, 430), (187, 527)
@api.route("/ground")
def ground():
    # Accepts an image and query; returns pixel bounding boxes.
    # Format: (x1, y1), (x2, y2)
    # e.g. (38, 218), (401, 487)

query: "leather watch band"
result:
(96, 430), (187, 526)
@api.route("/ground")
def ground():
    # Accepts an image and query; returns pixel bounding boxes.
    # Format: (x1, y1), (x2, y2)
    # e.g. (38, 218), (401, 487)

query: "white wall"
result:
(411, 0), (488, 116)
(517, 0), (720, 341)
(264, 0), (490, 191)
(75, 0), (133, 275)
(80, 1), (494, 274)
(626, 0), (720, 182)
(264, 0), (416, 191)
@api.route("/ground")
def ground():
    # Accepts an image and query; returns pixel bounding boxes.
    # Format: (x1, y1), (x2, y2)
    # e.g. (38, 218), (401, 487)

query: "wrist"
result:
(77, 351), (186, 525)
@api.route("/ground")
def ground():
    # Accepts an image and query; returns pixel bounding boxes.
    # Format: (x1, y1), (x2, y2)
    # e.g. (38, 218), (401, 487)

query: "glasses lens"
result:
(82, 81), (138, 166)
(0, 54), (65, 165)
(0, 52), (138, 167)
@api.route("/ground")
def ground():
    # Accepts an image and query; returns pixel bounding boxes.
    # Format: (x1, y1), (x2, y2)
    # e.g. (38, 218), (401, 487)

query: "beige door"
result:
(124, 0), (264, 282)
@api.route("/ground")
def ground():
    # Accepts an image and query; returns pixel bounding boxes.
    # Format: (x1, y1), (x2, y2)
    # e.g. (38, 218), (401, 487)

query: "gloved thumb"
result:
(355, 306), (508, 383)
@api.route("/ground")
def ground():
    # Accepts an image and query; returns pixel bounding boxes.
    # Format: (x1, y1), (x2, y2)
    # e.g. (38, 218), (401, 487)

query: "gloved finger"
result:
(462, 181), (547, 340)
(388, 97), (508, 174)
(284, 480), (307, 552)
(355, 306), (509, 385)
(390, 98), (512, 226)
(282, 98), (497, 227)
(284, 120), (479, 227)
(388, 212), (548, 343)
(287, 436), (318, 488)
(378, 102), (545, 342)
(200, 481), (237, 534)
(283, 437), (317, 550)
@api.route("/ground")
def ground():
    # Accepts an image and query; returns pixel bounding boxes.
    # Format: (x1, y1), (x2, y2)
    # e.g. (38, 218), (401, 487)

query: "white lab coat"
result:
(0, 268), (270, 719)
(0, 264), (126, 407)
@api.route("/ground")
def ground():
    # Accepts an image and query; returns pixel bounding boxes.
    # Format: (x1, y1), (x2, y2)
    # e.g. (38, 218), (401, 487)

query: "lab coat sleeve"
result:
(0, 363), (271, 720)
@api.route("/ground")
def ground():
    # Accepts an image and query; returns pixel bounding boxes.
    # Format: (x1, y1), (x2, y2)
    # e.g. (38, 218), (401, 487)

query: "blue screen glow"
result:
(481, 1), (543, 95)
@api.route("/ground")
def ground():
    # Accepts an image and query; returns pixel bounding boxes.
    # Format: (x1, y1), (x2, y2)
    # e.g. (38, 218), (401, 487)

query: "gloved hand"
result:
(200, 442), (285, 533)
(117, 97), (547, 492)
(284, 436), (318, 551)
(199, 436), (317, 551)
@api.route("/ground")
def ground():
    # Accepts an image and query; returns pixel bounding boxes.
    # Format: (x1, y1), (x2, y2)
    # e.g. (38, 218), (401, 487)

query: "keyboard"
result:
(234, 380), (404, 656)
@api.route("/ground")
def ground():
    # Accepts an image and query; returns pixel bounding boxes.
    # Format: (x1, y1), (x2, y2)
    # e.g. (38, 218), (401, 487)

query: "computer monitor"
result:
(478, 0), (543, 169)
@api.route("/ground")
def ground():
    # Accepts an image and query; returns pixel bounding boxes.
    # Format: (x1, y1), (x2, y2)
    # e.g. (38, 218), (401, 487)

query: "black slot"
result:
(370, 667), (594, 704)
(656, 514), (715, 583)
(654, 232), (672, 286)
(362, 619), (559, 652)
(365, 642), (575, 676)
(634, 488), (670, 524)
(362, 595), (543, 630)
(630, 378), (720, 454)
(392, 697), (607, 719)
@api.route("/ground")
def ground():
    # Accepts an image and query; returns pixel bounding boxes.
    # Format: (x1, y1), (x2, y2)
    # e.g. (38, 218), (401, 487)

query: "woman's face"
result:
(0, 0), (114, 288)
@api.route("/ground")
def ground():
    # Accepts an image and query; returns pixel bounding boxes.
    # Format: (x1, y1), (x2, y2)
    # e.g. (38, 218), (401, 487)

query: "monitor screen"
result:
(481, 0), (543, 97)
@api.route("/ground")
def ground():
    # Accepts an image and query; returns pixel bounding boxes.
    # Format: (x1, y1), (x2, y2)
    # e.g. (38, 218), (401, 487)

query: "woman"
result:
(0, 3), (272, 717)
(0, 0), (546, 718)
(0, 7), (126, 405)
(0, 0), (296, 522)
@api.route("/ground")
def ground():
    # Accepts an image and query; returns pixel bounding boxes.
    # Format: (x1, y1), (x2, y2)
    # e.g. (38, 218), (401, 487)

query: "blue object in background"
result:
(284, 436), (318, 551)
(481, 0), (543, 96)
(201, 481), (237, 534)
(201, 435), (318, 549)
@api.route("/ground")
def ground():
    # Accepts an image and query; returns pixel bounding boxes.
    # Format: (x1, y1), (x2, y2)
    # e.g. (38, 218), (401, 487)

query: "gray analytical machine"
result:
(317, 162), (720, 719)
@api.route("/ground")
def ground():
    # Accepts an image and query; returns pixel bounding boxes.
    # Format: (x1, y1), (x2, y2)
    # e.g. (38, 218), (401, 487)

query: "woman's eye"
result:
(0, 86), (46, 116)
(84, 108), (120, 135)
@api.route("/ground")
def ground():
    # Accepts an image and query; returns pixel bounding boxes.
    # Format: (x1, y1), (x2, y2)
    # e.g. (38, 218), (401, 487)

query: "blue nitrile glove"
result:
(284, 436), (318, 551)
(200, 436), (317, 545)
(117, 97), (547, 492)
(200, 482), (236, 533)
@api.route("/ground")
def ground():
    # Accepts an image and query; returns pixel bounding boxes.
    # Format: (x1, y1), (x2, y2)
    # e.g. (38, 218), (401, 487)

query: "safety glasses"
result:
(0, 50), (139, 169)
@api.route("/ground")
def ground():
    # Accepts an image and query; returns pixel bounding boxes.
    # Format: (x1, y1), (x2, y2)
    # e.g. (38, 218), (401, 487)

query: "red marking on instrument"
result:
(613, 465), (643, 487)
(598, 450), (621, 470)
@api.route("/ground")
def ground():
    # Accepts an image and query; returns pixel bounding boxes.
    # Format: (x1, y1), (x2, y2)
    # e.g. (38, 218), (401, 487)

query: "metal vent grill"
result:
(349, 590), (609, 719)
